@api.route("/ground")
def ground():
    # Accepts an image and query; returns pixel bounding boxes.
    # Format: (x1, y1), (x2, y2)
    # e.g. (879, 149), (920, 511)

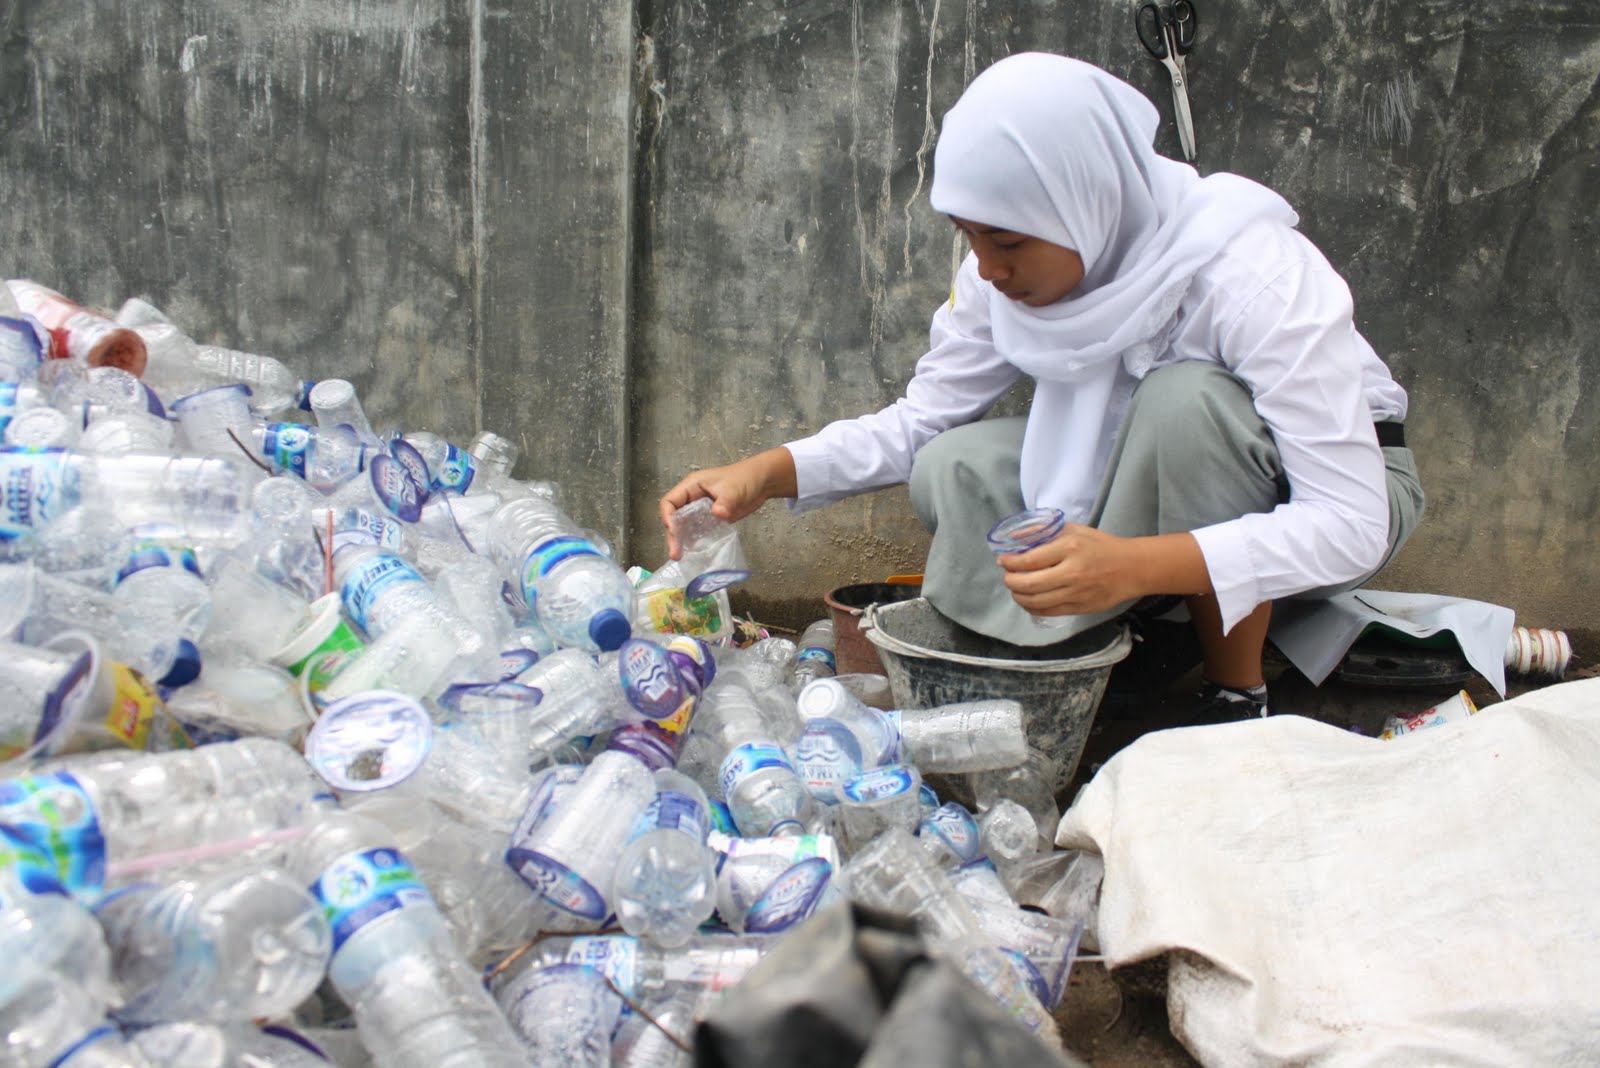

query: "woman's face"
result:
(951, 217), (1085, 307)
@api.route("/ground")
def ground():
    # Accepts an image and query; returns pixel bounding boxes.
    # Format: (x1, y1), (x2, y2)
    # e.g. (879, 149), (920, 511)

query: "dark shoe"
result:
(1187, 680), (1270, 725)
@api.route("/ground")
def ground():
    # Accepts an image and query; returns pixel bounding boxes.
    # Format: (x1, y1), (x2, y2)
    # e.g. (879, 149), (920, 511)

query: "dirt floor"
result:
(1043, 622), (1594, 1066)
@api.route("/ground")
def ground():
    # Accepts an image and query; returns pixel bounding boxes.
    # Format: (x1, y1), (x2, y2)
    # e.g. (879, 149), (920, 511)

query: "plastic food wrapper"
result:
(694, 901), (1085, 1068)
(1055, 678), (1600, 1066)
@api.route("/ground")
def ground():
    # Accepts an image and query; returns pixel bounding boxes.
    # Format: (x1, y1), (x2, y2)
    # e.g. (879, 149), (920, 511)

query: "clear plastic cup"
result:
(304, 689), (433, 791)
(308, 378), (377, 444)
(269, 593), (366, 705)
(468, 430), (520, 479)
(986, 507), (1074, 633)
(172, 383), (255, 457)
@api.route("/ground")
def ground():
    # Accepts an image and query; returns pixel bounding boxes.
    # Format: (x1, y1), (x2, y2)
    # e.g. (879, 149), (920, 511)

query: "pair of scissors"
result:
(1135, 0), (1199, 161)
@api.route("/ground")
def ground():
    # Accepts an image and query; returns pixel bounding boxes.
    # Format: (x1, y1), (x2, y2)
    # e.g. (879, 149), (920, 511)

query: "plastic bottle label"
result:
(432, 444), (476, 493)
(0, 448), (77, 541)
(794, 719), (865, 798)
(387, 441), (432, 499)
(340, 553), (426, 633)
(796, 646), (837, 672)
(840, 765), (917, 804)
(509, 850), (608, 922)
(918, 803), (981, 863)
(328, 506), (404, 553)
(519, 536), (604, 604)
(261, 423), (313, 479)
(498, 647), (540, 681)
(312, 847), (433, 953)
(745, 856), (834, 934)
(719, 742), (797, 799)
(365, 455), (425, 523)
(96, 662), (174, 751)
(114, 530), (203, 585)
(0, 772), (106, 897)
(0, 825), (69, 900)
(633, 790), (708, 844)
(708, 799), (739, 836)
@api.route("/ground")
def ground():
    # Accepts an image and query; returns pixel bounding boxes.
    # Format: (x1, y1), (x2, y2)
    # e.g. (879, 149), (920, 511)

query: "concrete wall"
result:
(3, 0), (1597, 633)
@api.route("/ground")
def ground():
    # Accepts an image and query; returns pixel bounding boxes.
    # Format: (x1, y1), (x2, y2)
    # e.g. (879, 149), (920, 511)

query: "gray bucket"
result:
(861, 598), (1132, 798)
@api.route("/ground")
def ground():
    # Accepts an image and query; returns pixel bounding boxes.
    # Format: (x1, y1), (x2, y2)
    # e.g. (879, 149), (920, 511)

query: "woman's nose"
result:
(974, 246), (1010, 282)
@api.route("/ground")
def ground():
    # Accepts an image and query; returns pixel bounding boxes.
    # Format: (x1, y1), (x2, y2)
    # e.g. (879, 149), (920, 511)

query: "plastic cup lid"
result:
(305, 690), (433, 792)
(366, 454), (425, 524)
(685, 568), (752, 599)
(985, 507), (1067, 554)
(308, 378), (356, 408)
(270, 594), (347, 668)
(617, 638), (688, 721)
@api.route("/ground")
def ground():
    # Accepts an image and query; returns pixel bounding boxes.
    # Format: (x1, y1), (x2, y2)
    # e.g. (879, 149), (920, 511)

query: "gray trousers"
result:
(908, 362), (1425, 647)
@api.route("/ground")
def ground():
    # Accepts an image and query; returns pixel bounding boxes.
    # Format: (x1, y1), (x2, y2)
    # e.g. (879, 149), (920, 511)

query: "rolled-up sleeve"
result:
(786, 256), (1022, 512)
(1188, 247), (1391, 632)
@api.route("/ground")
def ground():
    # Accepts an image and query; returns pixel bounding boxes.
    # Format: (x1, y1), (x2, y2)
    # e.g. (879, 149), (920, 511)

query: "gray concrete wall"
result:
(3, 1), (1597, 634)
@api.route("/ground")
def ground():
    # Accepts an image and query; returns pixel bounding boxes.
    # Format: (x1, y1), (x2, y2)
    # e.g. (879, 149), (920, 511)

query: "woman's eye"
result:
(996, 240), (1024, 251)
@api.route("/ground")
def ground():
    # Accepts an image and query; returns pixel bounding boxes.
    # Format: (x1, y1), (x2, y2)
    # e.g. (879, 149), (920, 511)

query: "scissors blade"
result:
(1165, 58), (1197, 161)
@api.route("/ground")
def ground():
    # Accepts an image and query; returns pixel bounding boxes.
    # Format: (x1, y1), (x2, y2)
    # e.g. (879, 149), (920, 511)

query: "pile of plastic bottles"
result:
(0, 280), (1104, 1067)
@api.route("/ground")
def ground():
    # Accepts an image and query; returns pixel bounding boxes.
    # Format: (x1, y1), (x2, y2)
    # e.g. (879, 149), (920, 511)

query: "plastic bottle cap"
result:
(590, 608), (632, 653)
(158, 639), (203, 688)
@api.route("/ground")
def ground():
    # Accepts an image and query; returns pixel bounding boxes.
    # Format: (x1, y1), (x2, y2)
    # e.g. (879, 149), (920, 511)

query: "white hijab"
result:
(928, 53), (1298, 518)
(929, 52), (1297, 384)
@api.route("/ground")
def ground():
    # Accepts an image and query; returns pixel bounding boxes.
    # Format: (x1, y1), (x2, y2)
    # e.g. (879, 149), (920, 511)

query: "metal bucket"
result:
(861, 598), (1132, 798)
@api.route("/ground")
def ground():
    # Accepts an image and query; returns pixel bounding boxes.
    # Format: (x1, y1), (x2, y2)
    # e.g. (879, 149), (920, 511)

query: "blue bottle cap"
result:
(589, 608), (631, 652)
(159, 639), (203, 688)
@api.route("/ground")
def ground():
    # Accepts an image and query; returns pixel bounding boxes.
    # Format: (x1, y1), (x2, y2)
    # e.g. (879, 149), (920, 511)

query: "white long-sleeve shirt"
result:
(784, 220), (1409, 633)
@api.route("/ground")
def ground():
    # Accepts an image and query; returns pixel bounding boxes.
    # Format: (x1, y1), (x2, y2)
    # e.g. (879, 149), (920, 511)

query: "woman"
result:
(658, 53), (1423, 723)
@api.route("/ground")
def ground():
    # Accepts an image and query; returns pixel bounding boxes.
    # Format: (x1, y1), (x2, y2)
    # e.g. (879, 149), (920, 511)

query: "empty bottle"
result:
(0, 827), (115, 1007)
(493, 931), (770, 1008)
(704, 680), (815, 838)
(289, 809), (527, 1068)
(192, 344), (305, 416)
(793, 677), (899, 801)
(250, 422), (369, 493)
(8, 279), (148, 376)
(497, 962), (621, 1067)
(610, 986), (697, 1068)
(0, 738), (324, 899)
(978, 798), (1041, 894)
(128, 1022), (333, 1068)
(790, 618), (836, 690)
(0, 970), (154, 1068)
(94, 867), (331, 1023)
(712, 831), (840, 934)
(506, 749), (655, 930)
(889, 698), (1029, 773)
(970, 747), (1060, 851)
(612, 769), (719, 947)
(517, 648), (629, 764)
(836, 762), (924, 853)
(332, 542), (490, 673)
(488, 497), (634, 653)
(109, 524), (213, 648)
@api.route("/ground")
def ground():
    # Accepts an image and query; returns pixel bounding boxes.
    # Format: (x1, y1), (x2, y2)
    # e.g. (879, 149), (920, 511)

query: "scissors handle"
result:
(1169, 0), (1198, 56)
(1135, 2), (1170, 59)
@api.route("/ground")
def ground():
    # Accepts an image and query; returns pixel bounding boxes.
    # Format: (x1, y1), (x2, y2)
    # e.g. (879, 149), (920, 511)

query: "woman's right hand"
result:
(657, 447), (798, 559)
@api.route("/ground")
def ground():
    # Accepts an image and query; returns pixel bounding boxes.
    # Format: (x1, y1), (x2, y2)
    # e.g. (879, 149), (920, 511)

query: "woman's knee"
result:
(909, 417), (1026, 527)
(1124, 363), (1280, 486)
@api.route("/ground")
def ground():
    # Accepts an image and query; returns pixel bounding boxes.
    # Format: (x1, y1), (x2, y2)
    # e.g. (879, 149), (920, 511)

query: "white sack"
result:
(1055, 678), (1600, 1067)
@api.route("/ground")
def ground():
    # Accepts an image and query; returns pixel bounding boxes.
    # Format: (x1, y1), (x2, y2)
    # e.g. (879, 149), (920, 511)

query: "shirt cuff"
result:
(1190, 521), (1263, 635)
(782, 436), (843, 514)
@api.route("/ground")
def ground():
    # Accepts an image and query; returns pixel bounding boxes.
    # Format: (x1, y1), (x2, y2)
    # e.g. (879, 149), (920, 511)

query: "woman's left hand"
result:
(996, 525), (1211, 616)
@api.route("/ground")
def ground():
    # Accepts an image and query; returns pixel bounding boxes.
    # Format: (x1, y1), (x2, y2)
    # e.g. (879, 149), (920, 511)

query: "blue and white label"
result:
(917, 802), (981, 864)
(708, 799), (739, 836)
(552, 935), (641, 1000)
(796, 646), (837, 673)
(431, 444), (476, 494)
(114, 527), (202, 585)
(794, 720), (864, 801)
(617, 639), (688, 721)
(720, 742), (796, 799)
(387, 440), (432, 500)
(0, 772), (105, 898)
(328, 506), (404, 553)
(508, 851), (607, 921)
(339, 552), (425, 634)
(0, 825), (69, 901)
(366, 455), (424, 523)
(0, 448), (77, 542)
(311, 847), (432, 952)
(840, 765), (917, 804)
(498, 647), (540, 681)
(745, 857), (833, 934)
(632, 790), (709, 844)
(518, 536), (604, 604)
(261, 423), (313, 479)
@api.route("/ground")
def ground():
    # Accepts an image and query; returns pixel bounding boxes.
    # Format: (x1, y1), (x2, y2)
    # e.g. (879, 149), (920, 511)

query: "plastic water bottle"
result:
(793, 678), (899, 801)
(704, 680), (815, 838)
(978, 799), (1040, 893)
(488, 497), (634, 653)
(109, 524), (213, 647)
(289, 809), (527, 1068)
(517, 648), (628, 764)
(332, 542), (490, 672)
(843, 828), (1057, 1037)
(192, 345), (303, 416)
(915, 801), (984, 869)
(0, 738), (324, 900)
(0, 970), (154, 1068)
(889, 698), (1030, 773)
(970, 747), (1060, 851)
(308, 378), (379, 445)
(402, 430), (479, 495)
(493, 931), (771, 1008)
(93, 867), (331, 1023)
(835, 762), (924, 852)
(0, 448), (254, 548)
(250, 422), (369, 492)
(496, 962), (621, 1066)
(610, 986), (697, 1068)
(0, 827), (116, 1007)
(790, 618), (837, 690)
(711, 831), (841, 936)
(950, 868), (1082, 1010)
(7, 279), (149, 376)
(612, 768), (719, 947)
(505, 749), (655, 930)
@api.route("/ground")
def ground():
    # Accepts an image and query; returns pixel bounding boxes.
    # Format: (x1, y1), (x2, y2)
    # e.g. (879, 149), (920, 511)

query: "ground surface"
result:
(1043, 624), (1593, 1066)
